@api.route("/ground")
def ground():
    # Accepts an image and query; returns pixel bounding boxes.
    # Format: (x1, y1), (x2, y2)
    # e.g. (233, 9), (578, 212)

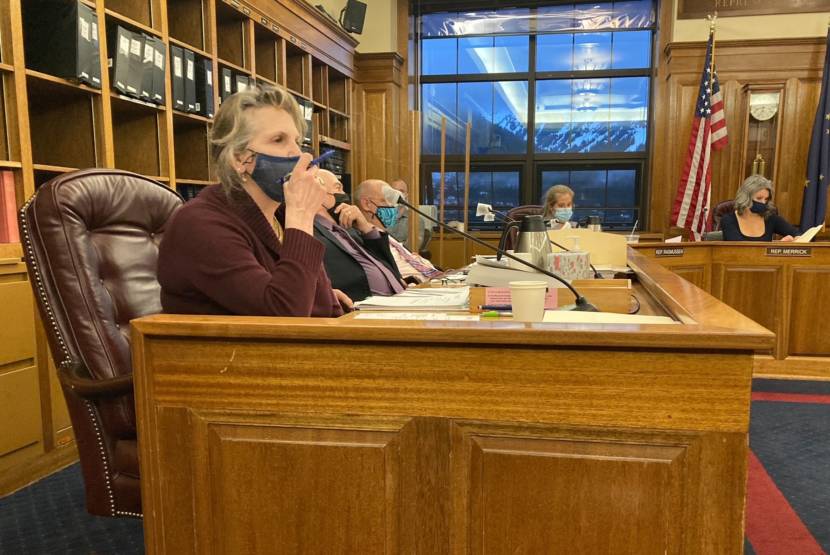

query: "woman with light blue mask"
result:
(543, 184), (575, 230)
(158, 84), (353, 317)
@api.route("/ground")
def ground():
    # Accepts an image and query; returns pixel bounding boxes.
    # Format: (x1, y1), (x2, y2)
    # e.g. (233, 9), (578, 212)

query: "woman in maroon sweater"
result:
(158, 85), (348, 317)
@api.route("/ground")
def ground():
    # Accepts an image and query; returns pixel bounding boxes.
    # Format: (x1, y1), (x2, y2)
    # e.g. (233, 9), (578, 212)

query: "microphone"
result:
(390, 191), (599, 312)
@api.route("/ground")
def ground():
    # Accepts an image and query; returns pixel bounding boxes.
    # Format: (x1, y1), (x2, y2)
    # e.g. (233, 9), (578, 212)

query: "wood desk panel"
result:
(713, 265), (782, 342)
(636, 242), (830, 378)
(133, 252), (772, 554)
(789, 267), (830, 355)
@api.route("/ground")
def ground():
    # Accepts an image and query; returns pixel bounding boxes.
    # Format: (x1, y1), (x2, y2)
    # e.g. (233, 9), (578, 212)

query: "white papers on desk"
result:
(795, 224), (823, 243)
(355, 312), (479, 321)
(354, 287), (469, 311)
(542, 311), (678, 325)
(466, 262), (566, 288)
(665, 235), (683, 243)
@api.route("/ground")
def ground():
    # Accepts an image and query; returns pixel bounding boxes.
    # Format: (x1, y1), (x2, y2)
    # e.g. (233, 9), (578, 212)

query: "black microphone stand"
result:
(398, 198), (599, 312)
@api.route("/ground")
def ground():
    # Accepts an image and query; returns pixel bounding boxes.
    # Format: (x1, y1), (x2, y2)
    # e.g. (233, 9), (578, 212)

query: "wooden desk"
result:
(132, 251), (773, 554)
(634, 242), (830, 379)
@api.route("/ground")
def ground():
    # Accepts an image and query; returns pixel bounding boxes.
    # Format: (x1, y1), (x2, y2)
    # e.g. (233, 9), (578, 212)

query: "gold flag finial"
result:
(707, 12), (718, 32)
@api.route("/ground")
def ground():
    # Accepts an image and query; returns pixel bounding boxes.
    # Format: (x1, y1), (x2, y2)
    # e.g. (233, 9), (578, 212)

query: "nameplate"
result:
(766, 247), (812, 257)
(678, 0), (827, 19)
(655, 248), (685, 257)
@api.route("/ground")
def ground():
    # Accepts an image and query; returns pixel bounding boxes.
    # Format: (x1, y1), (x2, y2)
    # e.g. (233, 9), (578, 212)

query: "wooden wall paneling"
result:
(651, 38), (826, 233)
(777, 77), (821, 223)
(396, 0), (412, 192)
(355, 53), (404, 186)
(788, 267), (830, 356)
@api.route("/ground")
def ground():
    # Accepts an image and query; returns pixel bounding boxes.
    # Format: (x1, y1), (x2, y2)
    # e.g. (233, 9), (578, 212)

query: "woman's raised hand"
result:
(283, 153), (326, 235)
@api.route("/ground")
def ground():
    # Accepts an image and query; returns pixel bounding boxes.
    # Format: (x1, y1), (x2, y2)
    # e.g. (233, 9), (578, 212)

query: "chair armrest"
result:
(58, 361), (134, 399)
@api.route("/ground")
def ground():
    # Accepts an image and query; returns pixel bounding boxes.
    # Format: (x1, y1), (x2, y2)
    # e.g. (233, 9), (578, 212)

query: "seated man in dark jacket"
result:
(314, 170), (405, 302)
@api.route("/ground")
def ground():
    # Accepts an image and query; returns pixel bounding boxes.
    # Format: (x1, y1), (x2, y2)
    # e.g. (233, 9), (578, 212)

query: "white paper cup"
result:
(509, 280), (547, 322)
(626, 234), (640, 244)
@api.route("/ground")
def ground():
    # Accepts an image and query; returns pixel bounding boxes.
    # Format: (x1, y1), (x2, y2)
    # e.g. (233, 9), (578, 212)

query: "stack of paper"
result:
(466, 262), (566, 288)
(354, 287), (470, 311)
(795, 224), (823, 243)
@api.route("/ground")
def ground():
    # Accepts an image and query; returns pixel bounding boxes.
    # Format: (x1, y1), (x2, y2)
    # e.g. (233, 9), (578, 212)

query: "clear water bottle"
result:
(587, 215), (602, 232)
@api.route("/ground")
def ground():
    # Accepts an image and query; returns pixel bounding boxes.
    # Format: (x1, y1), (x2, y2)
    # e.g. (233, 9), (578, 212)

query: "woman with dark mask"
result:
(720, 175), (800, 242)
(157, 84), (351, 316)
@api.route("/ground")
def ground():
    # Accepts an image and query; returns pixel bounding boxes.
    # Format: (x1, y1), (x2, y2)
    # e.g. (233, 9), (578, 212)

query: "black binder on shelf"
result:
(233, 73), (251, 93)
(22, 0), (102, 88)
(139, 34), (154, 101)
(220, 67), (233, 102)
(184, 49), (197, 112)
(108, 25), (132, 95)
(170, 44), (186, 111)
(78, 3), (101, 88)
(195, 57), (215, 118)
(125, 30), (143, 97)
(149, 36), (166, 104)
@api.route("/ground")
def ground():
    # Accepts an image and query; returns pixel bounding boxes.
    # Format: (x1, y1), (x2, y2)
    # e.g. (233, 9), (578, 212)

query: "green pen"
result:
(481, 310), (512, 317)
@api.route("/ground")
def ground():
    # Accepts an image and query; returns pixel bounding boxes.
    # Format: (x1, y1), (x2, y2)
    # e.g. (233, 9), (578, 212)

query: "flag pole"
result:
(439, 116), (446, 268)
(463, 119), (471, 264)
(707, 12), (717, 92)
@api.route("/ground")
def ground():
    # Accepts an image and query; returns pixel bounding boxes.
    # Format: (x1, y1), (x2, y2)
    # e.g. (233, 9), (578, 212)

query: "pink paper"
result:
(485, 287), (558, 308)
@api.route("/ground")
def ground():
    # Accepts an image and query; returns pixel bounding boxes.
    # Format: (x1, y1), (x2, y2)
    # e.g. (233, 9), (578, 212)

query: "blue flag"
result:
(800, 30), (830, 232)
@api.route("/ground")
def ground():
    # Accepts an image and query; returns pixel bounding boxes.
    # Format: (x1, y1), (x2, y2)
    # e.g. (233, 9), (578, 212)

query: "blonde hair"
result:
(209, 84), (305, 196)
(543, 184), (575, 217)
(735, 175), (775, 217)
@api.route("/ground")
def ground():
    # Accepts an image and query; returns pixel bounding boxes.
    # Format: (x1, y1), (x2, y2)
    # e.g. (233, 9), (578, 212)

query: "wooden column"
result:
(353, 52), (404, 186)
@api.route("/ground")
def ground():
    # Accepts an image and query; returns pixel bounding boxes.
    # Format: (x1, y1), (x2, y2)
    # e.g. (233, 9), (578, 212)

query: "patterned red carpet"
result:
(0, 379), (827, 554)
(746, 379), (830, 555)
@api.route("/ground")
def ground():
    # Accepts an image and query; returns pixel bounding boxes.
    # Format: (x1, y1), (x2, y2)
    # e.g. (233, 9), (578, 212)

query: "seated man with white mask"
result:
(313, 170), (405, 302)
(354, 179), (442, 283)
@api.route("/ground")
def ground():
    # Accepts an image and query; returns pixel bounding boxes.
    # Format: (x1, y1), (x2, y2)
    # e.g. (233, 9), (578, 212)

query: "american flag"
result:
(671, 31), (728, 240)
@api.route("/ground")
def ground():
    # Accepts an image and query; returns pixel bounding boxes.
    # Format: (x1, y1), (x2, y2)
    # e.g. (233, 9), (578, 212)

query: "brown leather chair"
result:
(18, 169), (182, 518)
(504, 204), (545, 251)
(712, 200), (736, 231)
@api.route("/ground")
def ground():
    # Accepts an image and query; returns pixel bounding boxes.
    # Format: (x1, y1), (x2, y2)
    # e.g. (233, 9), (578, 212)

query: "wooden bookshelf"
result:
(105, 0), (155, 31)
(0, 80), (8, 161)
(216, 0), (248, 70)
(167, 0), (208, 52)
(104, 8), (162, 38)
(0, 0), (358, 492)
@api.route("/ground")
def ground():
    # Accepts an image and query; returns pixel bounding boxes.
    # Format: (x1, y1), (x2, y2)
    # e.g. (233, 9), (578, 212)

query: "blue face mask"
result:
(750, 200), (768, 215)
(248, 151), (300, 202)
(374, 206), (399, 229)
(554, 208), (573, 222)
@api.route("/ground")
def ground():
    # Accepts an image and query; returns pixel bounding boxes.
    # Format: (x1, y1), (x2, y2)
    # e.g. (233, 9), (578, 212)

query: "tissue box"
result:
(548, 251), (593, 281)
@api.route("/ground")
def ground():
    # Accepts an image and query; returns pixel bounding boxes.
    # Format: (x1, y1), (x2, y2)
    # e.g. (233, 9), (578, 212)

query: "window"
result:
(539, 165), (640, 228)
(426, 168), (521, 225)
(418, 1), (655, 230)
